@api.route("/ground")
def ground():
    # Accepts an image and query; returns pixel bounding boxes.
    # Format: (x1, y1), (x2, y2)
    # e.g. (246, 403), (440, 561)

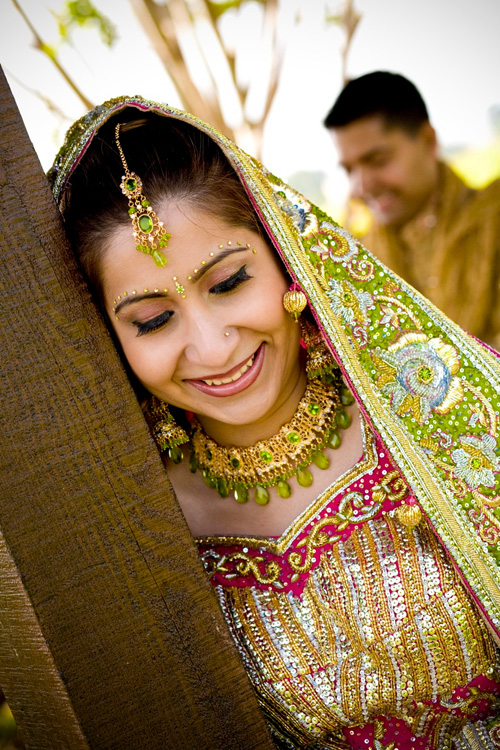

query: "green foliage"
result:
(207, 0), (265, 22)
(40, 42), (57, 61)
(55, 0), (117, 46)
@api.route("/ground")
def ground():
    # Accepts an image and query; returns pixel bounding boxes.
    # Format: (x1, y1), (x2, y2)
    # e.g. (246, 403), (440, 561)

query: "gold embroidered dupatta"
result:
(50, 97), (500, 637)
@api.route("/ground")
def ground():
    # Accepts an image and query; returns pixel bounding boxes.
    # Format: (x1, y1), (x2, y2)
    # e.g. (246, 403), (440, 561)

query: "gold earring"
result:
(282, 284), (307, 322)
(115, 123), (171, 267)
(300, 319), (339, 383)
(144, 396), (189, 464)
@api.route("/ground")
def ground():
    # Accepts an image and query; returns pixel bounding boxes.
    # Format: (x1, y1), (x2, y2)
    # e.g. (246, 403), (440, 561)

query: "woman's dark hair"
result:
(60, 109), (262, 295)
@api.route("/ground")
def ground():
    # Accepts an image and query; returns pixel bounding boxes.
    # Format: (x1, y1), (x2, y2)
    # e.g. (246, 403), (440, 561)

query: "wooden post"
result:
(0, 68), (273, 750)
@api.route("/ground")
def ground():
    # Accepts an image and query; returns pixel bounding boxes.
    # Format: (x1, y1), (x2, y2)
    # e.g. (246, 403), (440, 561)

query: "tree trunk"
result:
(0, 67), (273, 750)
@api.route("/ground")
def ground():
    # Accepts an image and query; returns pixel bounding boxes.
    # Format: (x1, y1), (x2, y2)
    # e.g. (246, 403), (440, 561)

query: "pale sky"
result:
(1, 0), (499, 213)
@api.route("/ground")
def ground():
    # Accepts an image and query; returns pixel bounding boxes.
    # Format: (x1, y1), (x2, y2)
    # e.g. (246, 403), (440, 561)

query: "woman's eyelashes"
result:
(132, 266), (252, 336)
(134, 309), (174, 336)
(210, 265), (252, 295)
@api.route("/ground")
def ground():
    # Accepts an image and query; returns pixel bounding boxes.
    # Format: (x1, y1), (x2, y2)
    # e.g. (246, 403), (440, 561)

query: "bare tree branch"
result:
(12, 0), (94, 111)
(129, 0), (232, 137)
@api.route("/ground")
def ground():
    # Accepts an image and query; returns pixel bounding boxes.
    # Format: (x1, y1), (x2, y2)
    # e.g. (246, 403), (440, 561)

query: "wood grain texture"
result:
(0, 68), (274, 749)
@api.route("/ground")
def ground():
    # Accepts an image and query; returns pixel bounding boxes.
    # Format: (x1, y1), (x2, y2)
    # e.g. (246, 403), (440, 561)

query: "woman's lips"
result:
(186, 343), (265, 397)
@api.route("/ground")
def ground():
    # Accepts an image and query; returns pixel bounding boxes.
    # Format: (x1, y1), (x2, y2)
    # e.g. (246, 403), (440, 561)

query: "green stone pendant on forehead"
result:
(115, 122), (171, 268)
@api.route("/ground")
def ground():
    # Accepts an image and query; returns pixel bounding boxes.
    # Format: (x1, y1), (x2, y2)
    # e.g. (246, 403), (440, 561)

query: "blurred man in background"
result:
(324, 71), (500, 347)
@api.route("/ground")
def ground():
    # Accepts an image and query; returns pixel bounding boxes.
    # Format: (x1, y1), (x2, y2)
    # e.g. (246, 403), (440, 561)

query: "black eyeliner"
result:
(210, 265), (252, 295)
(134, 309), (174, 336)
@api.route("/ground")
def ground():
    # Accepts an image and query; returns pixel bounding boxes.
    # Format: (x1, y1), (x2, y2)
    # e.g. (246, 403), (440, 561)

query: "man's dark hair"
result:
(323, 71), (430, 135)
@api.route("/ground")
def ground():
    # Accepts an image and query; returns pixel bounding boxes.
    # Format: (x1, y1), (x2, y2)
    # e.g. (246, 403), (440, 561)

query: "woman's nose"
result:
(182, 315), (237, 369)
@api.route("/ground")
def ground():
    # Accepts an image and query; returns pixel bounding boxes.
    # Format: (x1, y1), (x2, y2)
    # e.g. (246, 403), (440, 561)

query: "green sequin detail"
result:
(297, 465), (313, 487)
(168, 445), (183, 464)
(255, 486), (270, 506)
(152, 250), (167, 267)
(328, 429), (341, 449)
(340, 387), (355, 406)
(276, 480), (291, 498)
(217, 479), (229, 498)
(418, 366), (433, 383)
(234, 485), (249, 504)
(139, 214), (153, 233)
(337, 410), (352, 429)
(312, 450), (329, 470)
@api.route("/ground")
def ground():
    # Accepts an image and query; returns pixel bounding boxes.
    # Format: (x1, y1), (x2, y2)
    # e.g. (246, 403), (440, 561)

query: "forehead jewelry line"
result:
(113, 289), (169, 315)
(113, 243), (256, 313)
(185, 244), (253, 284)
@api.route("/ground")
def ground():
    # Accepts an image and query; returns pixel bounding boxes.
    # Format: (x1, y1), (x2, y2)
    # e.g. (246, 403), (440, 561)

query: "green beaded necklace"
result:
(189, 376), (354, 505)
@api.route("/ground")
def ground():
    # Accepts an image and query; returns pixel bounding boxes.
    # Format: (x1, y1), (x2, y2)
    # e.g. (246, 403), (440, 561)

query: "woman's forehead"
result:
(99, 203), (265, 301)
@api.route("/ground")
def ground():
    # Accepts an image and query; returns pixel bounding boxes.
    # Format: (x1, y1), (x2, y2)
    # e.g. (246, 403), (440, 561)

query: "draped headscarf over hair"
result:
(50, 96), (500, 635)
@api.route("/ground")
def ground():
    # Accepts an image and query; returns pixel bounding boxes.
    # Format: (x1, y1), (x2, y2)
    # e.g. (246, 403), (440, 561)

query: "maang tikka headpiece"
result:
(115, 123), (171, 267)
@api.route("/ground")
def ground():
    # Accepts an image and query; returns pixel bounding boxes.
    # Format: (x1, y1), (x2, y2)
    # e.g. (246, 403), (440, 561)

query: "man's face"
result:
(331, 115), (439, 228)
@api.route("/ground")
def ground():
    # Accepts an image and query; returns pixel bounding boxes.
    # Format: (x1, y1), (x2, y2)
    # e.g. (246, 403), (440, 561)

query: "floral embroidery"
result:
(254, 162), (500, 562)
(353, 325), (369, 348)
(271, 184), (318, 236)
(372, 332), (464, 423)
(379, 303), (402, 330)
(373, 719), (396, 750)
(203, 550), (281, 586)
(327, 278), (374, 326)
(288, 471), (407, 582)
(309, 222), (359, 263)
(488, 715), (500, 746)
(347, 256), (375, 282)
(452, 434), (500, 489)
(468, 507), (500, 545)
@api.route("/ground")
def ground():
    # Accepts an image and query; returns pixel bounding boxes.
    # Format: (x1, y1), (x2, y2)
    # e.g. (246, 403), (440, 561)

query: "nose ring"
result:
(224, 331), (230, 337)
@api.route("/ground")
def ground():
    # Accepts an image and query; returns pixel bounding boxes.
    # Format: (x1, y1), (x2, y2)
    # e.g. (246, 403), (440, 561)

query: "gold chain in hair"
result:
(115, 123), (171, 267)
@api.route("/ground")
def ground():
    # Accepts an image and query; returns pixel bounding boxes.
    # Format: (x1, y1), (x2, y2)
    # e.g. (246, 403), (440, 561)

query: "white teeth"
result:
(202, 356), (254, 386)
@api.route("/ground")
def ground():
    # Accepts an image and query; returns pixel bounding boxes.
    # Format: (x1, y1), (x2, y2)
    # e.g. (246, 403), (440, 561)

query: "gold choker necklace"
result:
(189, 376), (353, 505)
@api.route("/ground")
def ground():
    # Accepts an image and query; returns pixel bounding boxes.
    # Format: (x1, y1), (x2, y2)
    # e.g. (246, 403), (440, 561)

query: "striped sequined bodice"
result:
(197, 425), (500, 749)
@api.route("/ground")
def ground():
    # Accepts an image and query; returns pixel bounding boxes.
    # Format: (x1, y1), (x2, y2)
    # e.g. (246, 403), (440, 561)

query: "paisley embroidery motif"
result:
(327, 278), (374, 326)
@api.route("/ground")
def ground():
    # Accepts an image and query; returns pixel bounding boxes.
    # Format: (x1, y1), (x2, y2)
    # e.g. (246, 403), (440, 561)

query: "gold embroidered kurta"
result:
(198, 429), (499, 749)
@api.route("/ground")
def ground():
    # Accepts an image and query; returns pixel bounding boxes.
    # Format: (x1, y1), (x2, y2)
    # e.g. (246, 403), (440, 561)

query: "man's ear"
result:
(419, 121), (438, 157)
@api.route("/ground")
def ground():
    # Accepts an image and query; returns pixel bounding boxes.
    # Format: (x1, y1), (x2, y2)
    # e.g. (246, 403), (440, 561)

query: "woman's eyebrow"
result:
(113, 246), (250, 314)
(114, 291), (167, 316)
(191, 246), (249, 283)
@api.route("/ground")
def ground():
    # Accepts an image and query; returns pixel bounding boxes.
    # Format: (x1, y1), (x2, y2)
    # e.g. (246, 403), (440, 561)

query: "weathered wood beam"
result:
(0, 67), (273, 750)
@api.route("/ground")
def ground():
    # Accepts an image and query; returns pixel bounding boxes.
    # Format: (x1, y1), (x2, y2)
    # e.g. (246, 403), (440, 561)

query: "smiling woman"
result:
(47, 96), (500, 749)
